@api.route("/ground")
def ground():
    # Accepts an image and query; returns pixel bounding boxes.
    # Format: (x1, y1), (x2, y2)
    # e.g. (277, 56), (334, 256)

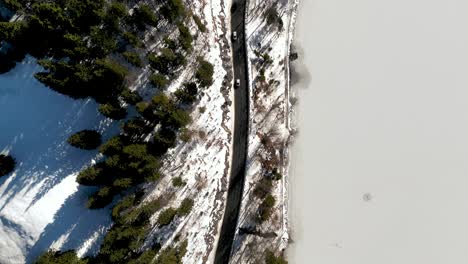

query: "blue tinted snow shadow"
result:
(0, 57), (121, 262)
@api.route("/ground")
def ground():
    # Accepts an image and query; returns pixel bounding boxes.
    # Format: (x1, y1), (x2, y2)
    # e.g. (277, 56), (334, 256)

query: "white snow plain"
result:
(289, 0), (468, 263)
(0, 57), (118, 264)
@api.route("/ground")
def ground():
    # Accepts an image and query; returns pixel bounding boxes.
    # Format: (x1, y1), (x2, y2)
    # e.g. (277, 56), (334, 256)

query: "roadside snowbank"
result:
(229, 0), (297, 262)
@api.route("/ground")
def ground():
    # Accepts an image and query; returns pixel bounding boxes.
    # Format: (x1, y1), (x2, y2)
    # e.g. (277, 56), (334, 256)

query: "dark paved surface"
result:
(214, 0), (249, 263)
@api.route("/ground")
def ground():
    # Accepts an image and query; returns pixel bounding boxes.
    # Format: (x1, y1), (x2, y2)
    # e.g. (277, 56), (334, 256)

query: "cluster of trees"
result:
(147, 35), (189, 91)
(36, 193), (189, 264)
(192, 14), (206, 33)
(172, 176), (186, 187)
(1, 0), (212, 117)
(148, 9), (207, 95)
(35, 239), (187, 264)
(68, 130), (102, 150)
(157, 198), (194, 226)
(77, 61), (212, 207)
(253, 167), (283, 223)
(78, 139), (160, 208)
(258, 194), (275, 223)
(57, 0), (211, 217)
(0, 2), (103, 105)
(35, 250), (90, 264)
(149, 47), (186, 77)
(265, 250), (288, 264)
(153, 240), (187, 264)
(74, 63), (206, 261)
(0, 0), (166, 119)
(196, 59), (214, 88)
(98, 194), (163, 263)
(0, 154), (15, 177)
(65, 10), (209, 263)
(1, 0), (23, 12)
(253, 49), (273, 83)
(1, 0), (215, 212)
(265, 6), (283, 30)
(92, 193), (190, 263)
(160, 0), (185, 22)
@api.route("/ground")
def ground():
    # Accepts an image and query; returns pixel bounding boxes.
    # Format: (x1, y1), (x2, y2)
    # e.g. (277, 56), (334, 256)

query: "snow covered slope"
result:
(0, 58), (119, 263)
(140, 0), (234, 262)
(0, 0), (234, 263)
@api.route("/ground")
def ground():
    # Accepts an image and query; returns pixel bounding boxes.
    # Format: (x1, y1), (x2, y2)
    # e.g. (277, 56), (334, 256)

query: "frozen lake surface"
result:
(0, 58), (119, 263)
(289, 0), (468, 263)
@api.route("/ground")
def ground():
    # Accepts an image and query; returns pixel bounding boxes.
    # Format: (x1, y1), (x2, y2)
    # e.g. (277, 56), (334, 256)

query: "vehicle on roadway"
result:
(235, 79), (240, 88)
(232, 31), (237, 40)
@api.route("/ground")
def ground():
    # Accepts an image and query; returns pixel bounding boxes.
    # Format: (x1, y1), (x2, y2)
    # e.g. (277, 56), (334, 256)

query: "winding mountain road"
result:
(214, 0), (249, 263)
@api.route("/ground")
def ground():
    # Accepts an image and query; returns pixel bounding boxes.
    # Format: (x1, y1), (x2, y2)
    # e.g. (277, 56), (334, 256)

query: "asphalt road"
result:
(214, 0), (249, 263)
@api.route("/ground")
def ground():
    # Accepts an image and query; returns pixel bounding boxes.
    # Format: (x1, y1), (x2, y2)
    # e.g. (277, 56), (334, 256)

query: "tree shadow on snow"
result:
(0, 57), (121, 206)
(0, 57), (120, 261)
(25, 186), (113, 263)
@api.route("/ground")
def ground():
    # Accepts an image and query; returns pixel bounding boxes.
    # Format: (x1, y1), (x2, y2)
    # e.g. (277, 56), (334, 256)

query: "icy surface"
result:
(289, 0), (468, 263)
(0, 57), (117, 264)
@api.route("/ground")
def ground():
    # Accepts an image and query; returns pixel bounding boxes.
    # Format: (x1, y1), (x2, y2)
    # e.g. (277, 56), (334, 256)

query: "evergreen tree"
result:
(0, 154), (15, 177)
(177, 23), (192, 51)
(67, 130), (102, 150)
(196, 59), (214, 87)
(35, 250), (88, 264)
(265, 250), (288, 264)
(76, 162), (106, 185)
(99, 103), (127, 120)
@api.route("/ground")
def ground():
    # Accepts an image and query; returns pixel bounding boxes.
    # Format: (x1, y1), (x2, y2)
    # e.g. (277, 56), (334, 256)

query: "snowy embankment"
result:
(0, 1), (234, 264)
(229, 0), (298, 262)
(0, 58), (119, 264)
(137, 0), (234, 263)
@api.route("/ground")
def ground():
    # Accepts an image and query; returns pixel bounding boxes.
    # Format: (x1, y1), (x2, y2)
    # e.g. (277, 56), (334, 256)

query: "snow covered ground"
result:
(229, 0), (297, 262)
(133, 0), (234, 263)
(0, 0), (234, 263)
(0, 57), (120, 264)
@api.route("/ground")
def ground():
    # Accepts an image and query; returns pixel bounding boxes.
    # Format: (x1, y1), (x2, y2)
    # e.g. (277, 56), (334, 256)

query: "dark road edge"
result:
(214, 0), (250, 263)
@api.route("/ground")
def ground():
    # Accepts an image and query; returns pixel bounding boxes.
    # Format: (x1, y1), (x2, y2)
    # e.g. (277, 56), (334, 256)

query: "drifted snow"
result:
(0, 58), (118, 264)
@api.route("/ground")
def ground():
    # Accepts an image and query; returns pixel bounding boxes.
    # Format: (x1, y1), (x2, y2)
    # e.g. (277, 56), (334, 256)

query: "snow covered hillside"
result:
(140, 0), (234, 262)
(0, 57), (120, 263)
(0, 0), (234, 263)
